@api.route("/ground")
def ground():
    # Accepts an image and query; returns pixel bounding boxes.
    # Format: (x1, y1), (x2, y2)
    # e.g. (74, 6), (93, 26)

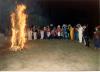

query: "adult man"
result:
(83, 25), (89, 47)
(62, 24), (67, 39)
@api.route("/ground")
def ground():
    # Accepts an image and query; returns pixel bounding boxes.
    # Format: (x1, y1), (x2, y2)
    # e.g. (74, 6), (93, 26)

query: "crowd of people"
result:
(27, 24), (92, 47)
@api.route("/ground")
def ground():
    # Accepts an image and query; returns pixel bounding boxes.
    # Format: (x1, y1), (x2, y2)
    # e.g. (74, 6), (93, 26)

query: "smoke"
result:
(0, 0), (16, 33)
(25, 0), (49, 27)
(0, 0), (49, 34)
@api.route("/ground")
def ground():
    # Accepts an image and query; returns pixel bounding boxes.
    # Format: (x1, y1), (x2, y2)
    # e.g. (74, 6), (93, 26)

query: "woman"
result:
(78, 24), (83, 43)
(70, 26), (74, 40)
(57, 25), (62, 39)
(27, 28), (32, 40)
(74, 26), (79, 41)
(47, 26), (51, 39)
(33, 29), (37, 40)
(40, 28), (44, 39)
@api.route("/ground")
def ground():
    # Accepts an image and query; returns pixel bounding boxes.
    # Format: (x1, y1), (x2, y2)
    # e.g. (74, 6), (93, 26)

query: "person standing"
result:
(57, 25), (62, 39)
(44, 26), (47, 39)
(78, 24), (83, 43)
(83, 25), (89, 47)
(40, 28), (44, 39)
(33, 29), (37, 40)
(70, 26), (74, 40)
(27, 28), (32, 40)
(67, 24), (71, 39)
(47, 26), (51, 39)
(94, 26), (100, 49)
(51, 27), (56, 39)
(74, 26), (79, 41)
(62, 24), (67, 39)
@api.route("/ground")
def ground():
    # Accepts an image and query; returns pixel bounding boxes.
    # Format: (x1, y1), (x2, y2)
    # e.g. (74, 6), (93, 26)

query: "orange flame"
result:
(10, 4), (27, 51)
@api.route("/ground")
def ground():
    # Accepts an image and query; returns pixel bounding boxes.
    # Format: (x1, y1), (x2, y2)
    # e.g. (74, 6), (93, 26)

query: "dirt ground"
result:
(0, 38), (99, 71)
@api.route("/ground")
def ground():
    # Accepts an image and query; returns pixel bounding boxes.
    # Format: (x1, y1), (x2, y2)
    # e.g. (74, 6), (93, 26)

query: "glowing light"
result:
(10, 4), (27, 51)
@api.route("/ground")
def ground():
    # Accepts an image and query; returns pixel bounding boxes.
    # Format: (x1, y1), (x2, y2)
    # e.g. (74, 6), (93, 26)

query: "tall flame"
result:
(10, 4), (27, 51)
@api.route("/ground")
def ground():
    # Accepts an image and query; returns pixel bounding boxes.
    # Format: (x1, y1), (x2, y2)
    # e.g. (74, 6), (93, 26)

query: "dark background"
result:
(39, 0), (99, 26)
(0, 0), (99, 37)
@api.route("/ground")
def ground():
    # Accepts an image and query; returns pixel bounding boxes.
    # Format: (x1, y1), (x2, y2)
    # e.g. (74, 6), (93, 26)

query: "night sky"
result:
(0, 0), (99, 36)
(39, 0), (99, 26)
